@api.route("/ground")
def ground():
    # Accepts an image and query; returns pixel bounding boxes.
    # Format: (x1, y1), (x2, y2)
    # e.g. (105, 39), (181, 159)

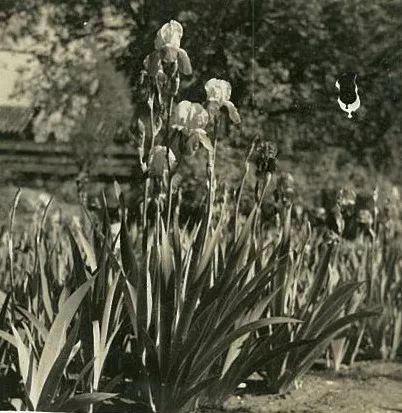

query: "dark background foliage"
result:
(1, 0), (401, 208)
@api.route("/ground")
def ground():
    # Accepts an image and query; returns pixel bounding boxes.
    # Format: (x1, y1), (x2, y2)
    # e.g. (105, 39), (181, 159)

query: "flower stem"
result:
(206, 120), (218, 235)
(253, 173), (272, 243)
(235, 139), (256, 239)
(142, 92), (155, 250)
(165, 95), (174, 233)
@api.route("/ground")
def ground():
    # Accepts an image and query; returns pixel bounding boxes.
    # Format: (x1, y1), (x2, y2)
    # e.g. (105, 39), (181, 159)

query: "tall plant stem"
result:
(206, 119), (219, 234)
(235, 140), (256, 239)
(165, 95), (174, 234)
(143, 92), (156, 249)
(253, 173), (272, 243)
(257, 173), (271, 211)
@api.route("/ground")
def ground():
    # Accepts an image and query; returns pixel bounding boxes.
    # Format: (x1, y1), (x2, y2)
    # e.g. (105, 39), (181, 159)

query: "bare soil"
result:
(204, 361), (402, 413)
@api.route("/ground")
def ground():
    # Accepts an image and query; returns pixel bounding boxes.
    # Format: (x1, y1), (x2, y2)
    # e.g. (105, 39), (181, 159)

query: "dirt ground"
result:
(207, 361), (402, 413)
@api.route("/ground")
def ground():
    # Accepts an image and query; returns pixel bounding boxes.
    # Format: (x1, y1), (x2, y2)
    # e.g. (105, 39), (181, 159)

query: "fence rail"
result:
(0, 140), (137, 181)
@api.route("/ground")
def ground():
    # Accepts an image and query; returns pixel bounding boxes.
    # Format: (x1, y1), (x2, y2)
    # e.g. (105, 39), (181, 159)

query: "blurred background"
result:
(0, 0), (401, 223)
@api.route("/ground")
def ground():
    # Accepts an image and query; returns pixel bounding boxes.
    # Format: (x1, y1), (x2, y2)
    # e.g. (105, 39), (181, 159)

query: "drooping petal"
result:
(198, 133), (213, 153)
(154, 20), (183, 50)
(222, 101), (241, 124)
(177, 48), (192, 75)
(205, 78), (232, 103)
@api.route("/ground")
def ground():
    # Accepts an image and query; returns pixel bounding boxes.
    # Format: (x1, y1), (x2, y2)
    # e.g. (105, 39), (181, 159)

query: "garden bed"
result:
(206, 361), (402, 413)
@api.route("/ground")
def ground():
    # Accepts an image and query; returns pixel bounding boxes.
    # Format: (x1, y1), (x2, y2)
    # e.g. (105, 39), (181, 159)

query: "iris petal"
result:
(205, 78), (232, 103)
(154, 20), (183, 50)
(222, 101), (241, 124)
(177, 48), (192, 75)
(172, 100), (192, 127)
(172, 101), (209, 130)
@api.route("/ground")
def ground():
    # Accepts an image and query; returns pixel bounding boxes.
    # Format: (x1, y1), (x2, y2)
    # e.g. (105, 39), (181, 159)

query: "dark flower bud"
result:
(337, 187), (356, 218)
(275, 172), (295, 207)
(255, 140), (278, 177)
(327, 203), (345, 235)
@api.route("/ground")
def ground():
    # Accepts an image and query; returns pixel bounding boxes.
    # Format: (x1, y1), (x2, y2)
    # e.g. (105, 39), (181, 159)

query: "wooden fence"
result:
(0, 140), (137, 182)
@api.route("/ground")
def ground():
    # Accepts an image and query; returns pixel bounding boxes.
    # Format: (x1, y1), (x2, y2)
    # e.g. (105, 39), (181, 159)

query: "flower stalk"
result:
(235, 139), (256, 239)
(142, 92), (156, 249)
(165, 94), (175, 233)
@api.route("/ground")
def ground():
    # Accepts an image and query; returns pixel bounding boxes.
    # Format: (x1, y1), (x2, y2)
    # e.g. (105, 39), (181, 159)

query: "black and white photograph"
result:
(0, 1), (401, 412)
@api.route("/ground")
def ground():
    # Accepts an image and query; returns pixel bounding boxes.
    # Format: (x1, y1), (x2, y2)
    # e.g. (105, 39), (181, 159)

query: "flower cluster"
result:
(170, 80), (241, 158)
(140, 21), (242, 187)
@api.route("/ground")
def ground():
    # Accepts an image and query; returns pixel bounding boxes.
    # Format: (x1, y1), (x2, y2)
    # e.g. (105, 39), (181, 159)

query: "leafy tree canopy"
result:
(1, 0), (401, 198)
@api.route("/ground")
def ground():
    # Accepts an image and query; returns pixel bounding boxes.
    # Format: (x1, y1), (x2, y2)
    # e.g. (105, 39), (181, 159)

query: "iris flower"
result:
(172, 100), (211, 154)
(204, 78), (241, 124)
(153, 20), (192, 75)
